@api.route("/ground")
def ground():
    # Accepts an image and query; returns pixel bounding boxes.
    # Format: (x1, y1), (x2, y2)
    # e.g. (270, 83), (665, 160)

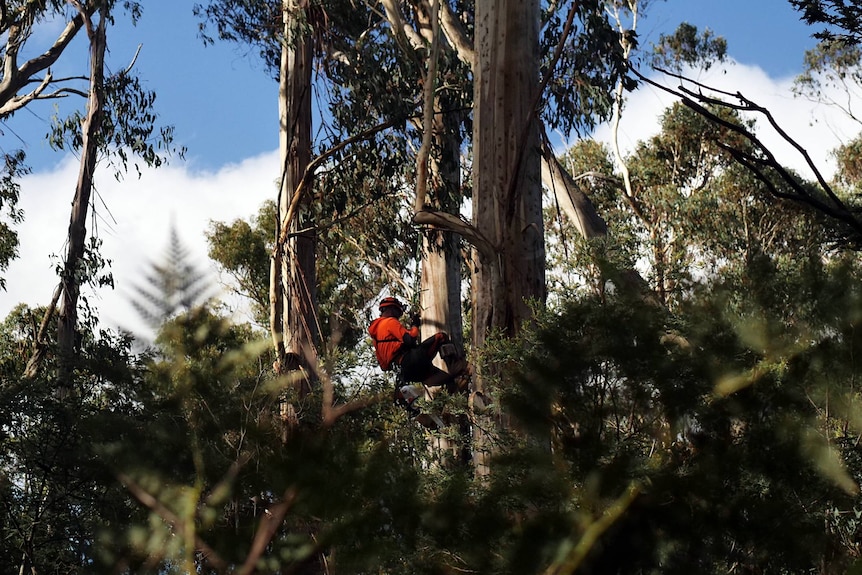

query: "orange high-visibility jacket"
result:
(368, 316), (419, 371)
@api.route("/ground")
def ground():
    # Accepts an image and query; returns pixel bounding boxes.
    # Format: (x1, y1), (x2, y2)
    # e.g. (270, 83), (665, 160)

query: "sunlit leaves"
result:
(0, 149), (26, 290)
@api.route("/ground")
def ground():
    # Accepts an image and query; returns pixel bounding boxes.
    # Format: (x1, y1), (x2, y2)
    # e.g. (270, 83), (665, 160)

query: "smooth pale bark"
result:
(540, 136), (609, 239)
(419, 109), (464, 350)
(0, 4), (94, 118)
(271, 0), (317, 397)
(412, 2), (464, 350)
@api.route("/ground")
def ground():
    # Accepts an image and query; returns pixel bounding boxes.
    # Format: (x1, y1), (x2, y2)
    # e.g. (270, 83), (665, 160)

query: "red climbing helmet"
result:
(379, 296), (405, 314)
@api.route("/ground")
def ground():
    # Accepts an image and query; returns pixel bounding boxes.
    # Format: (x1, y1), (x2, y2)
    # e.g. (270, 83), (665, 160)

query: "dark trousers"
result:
(400, 333), (456, 392)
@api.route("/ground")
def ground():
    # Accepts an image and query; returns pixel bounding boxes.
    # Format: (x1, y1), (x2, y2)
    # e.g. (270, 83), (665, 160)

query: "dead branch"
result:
(632, 66), (862, 244)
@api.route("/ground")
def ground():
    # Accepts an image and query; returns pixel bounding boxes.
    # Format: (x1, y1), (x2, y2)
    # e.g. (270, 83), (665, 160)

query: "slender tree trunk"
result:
(272, 0), (317, 398)
(420, 95), (464, 349)
(55, 4), (107, 385)
(420, 94), (467, 467)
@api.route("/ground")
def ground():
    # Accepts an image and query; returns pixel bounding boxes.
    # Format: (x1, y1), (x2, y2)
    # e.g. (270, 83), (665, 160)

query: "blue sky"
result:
(0, 0), (847, 336)
(644, 0), (817, 77)
(9, 0), (818, 173)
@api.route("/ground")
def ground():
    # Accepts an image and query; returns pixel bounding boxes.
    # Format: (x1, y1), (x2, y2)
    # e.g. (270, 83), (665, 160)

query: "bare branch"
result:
(237, 487), (298, 575)
(23, 283), (61, 379)
(0, 69), (51, 117)
(633, 66), (862, 243)
(277, 114), (413, 247)
(0, 8), (90, 113)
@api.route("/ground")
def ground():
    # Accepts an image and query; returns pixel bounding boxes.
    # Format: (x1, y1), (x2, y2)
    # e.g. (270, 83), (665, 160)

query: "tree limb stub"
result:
(413, 208), (497, 261)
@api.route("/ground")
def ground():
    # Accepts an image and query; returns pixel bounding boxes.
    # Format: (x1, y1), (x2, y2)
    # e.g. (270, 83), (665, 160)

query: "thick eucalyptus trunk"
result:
(471, 0), (543, 474)
(471, 0), (544, 354)
(271, 0), (317, 397)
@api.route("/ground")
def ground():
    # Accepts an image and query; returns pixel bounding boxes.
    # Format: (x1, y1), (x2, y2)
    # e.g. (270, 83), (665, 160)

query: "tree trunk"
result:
(420, 95), (464, 349)
(271, 0), (317, 399)
(471, 0), (543, 474)
(471, 0), (544, 355)
(55, 4), (107, 386)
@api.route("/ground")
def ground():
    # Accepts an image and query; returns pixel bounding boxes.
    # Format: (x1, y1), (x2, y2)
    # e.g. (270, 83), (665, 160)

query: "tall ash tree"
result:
(3, 1), (181, 381)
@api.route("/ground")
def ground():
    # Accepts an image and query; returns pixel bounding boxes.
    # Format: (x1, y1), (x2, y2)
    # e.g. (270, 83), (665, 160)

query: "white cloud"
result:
(1, 150), (278, 337)
(5, 59), (862, 340)
(587, 59), (862, 181)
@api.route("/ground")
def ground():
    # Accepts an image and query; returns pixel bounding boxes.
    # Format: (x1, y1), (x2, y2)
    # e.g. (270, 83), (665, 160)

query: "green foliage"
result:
(794, 39), (862, 109)
(479, 250), (862, 573)
(833, 135), (862, 189)
(0, 149), (27, 291)
(0, 304), (148, 574)
(49, 66), (184, 179)
(131, 225), (217, 328)
(542, 0), (638, 134)
(555, 101), (830, 309)
(790, 0), (862, 45)
(651, 22), (728, 72)
(206, 200), (274, 327)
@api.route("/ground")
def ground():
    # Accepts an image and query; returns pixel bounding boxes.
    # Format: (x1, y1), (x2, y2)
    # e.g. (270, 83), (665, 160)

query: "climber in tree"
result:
(368, 296), (463, 392)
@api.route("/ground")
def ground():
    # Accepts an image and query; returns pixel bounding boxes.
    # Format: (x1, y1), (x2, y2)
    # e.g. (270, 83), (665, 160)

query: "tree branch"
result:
(413, 208), (497, 261)
(414, 0), (441, 211)
(633, 66), (862, 244)
(438, 0), (474, 67)
(118, 473), (229, 573)
(277, 114), (414, 247)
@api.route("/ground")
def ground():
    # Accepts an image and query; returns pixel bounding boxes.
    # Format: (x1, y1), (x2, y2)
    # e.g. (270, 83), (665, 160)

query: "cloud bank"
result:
(2, 152), (278, 337)
(3, 60), (861, 338)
